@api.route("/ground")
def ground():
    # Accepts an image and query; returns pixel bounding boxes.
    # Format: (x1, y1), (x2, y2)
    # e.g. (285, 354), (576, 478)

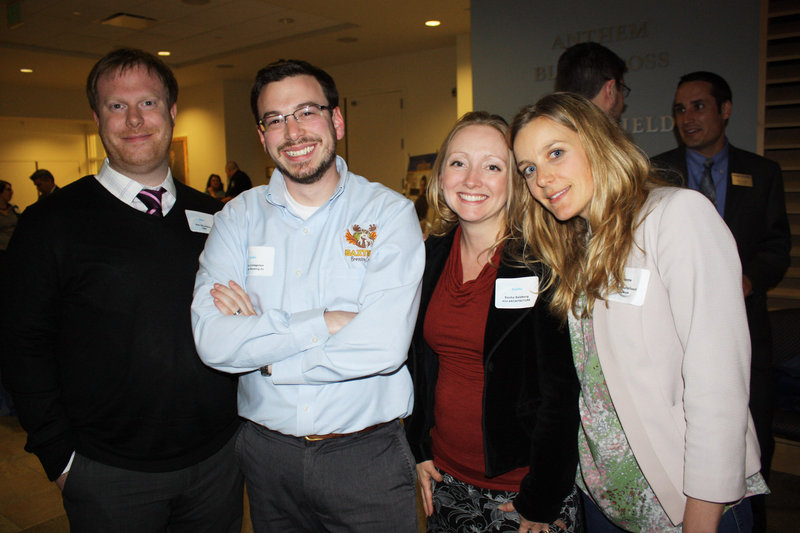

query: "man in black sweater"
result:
(0, 48), (242, 532)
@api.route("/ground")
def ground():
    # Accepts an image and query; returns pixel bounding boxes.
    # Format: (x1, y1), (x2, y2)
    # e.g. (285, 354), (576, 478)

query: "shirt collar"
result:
(686, 138), (729, 168)
(95, 158), (177, 213)
(266, 155), (348, 210)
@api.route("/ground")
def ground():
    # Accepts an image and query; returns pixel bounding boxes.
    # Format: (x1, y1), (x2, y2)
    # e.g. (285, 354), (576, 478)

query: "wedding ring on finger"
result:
(233, 309), (242, 316)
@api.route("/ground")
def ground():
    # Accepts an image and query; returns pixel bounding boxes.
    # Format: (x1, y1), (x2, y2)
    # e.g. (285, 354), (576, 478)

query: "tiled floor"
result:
(0, 416), (797, 532)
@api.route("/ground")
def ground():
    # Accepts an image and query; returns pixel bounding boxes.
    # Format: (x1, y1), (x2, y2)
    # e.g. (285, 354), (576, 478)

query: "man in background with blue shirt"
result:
(653, 71), (791, 533)
(191, 59), (424, 532)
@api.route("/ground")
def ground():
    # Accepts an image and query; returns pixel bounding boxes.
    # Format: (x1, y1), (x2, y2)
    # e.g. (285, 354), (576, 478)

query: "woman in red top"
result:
(405, 112), (581, 533)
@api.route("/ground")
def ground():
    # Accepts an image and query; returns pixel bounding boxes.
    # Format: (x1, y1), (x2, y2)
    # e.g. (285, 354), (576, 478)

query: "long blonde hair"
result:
(509, 93), (658, 319)
(427, 111), (528, 263)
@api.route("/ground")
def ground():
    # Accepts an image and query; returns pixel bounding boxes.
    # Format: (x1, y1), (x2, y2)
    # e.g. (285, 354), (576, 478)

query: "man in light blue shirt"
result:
(191, 59), (424, 532)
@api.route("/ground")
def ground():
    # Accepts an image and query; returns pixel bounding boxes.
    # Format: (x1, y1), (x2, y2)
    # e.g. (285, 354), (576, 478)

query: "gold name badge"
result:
(731, 173), (753, 187)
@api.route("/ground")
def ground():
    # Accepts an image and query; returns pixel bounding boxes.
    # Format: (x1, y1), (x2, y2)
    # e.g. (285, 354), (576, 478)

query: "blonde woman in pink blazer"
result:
(509, 93), (766, 533)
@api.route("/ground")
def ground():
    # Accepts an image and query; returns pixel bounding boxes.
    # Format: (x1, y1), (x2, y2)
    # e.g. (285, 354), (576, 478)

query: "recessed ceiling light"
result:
(20, 68), (33, 73)
(158, 51), (171, 56)
(425, 20), (441, 27)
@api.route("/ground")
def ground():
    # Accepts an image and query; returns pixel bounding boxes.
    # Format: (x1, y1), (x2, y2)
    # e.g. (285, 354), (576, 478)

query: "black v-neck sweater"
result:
(1, 176), (238, 480)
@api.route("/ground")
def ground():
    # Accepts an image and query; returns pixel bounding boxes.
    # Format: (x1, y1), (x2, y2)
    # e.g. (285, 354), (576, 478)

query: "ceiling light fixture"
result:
(425, 20), (441, 27)
(101, 13), (157, 30)
(20, 68), (33, 73)
(158, 51), (171, 56)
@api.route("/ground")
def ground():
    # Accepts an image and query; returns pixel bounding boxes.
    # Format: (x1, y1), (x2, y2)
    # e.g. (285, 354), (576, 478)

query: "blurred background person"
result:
(222, 161), (252, 202)
(554, 42), (628, 122)
(405, 111), (581, 533)
(0, 180), (19, 262)
(29, 169), (58, 199)
(511, 93), (766, 532)
(0, 179), (19, 415)
(206, 173), (225, 198)
(415, 175), (431, 237)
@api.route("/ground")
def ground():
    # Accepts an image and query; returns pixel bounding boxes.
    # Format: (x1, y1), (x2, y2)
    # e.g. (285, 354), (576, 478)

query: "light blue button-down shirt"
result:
(191, 157), (424, 436)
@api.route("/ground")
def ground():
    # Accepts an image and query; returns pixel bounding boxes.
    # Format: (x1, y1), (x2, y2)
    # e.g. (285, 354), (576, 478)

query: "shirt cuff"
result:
(271, 308), (328, 383)
(62, 451), (75, 475)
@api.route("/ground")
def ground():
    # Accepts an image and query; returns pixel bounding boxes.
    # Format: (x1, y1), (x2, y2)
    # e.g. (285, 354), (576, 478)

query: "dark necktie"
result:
(137, 187), (166, 216)
(700, 159), (716, 206)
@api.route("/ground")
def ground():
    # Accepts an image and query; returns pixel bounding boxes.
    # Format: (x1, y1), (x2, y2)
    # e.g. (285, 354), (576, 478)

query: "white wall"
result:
(174, 80), (228, 192)
(222, 79), (268, 186)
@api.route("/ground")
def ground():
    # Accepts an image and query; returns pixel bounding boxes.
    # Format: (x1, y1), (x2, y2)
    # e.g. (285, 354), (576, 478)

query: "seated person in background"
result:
(206, 173), (225, 198)
(405, 111), (581, 533)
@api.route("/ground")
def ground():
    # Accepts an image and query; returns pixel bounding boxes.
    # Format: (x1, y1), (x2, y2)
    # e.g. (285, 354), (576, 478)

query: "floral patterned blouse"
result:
(568, 303), (768, 532)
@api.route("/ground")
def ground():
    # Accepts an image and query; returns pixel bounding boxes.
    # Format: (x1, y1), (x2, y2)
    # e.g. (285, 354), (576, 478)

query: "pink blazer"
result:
(590, 187), (761, 525)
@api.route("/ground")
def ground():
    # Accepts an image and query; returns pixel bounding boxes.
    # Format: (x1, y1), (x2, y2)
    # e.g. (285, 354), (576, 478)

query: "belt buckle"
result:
(304, 435), (325, 442)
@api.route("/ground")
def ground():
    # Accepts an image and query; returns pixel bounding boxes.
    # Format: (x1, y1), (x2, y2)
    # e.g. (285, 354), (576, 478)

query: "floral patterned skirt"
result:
(427, 471), (583, 532)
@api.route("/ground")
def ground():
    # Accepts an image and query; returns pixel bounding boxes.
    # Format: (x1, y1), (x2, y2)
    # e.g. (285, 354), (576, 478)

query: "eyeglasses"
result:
(257, 104), (331, 133)
(618, 82), (631, 98)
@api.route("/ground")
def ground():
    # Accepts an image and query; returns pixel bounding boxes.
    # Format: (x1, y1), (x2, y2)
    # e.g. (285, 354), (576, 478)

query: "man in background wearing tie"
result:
(0, 48), (241, 532)
(652, 71), (791, 533)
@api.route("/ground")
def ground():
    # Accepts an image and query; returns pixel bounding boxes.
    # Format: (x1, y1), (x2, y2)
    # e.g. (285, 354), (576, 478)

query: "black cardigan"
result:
(404, 229), (580, 523)
(0, 177), (240, 480)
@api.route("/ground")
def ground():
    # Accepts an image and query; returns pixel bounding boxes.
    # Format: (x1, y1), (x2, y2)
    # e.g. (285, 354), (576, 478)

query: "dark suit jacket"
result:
(226, 170), (252, 198)
(404, 229), (579, 523)
(652, 145), (791, 370)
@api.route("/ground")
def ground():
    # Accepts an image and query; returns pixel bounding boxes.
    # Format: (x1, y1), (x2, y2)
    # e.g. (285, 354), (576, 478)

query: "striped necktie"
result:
(137, 187), (166, 216)
(699, 158), (716, 207)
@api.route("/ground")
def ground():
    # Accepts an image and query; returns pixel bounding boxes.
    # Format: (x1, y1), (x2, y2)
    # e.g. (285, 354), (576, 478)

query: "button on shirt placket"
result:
(284, 210), (323, 436)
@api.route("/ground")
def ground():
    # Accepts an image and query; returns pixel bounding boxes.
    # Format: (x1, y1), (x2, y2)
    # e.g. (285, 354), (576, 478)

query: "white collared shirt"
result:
(94, 158), (177, 215)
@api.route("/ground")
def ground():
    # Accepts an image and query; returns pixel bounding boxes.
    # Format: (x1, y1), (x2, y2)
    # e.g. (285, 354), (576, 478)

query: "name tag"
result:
(607, 267), (650, 306)
(185, 210), (214, 234)
(495, 276), (539, 309)
(247, 246), (275, 277)
(731, 173), (753, 187)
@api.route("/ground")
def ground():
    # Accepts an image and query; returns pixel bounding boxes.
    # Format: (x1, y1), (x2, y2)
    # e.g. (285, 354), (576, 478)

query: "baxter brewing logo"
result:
(344, 224), (376, 262)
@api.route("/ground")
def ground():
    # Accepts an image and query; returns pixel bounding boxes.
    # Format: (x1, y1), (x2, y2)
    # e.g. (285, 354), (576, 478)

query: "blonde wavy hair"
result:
(509, 93), (660, 320)
(427, 111), (528, 264)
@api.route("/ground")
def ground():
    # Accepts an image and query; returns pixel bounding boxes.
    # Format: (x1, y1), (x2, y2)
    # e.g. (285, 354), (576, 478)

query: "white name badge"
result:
(495, 276), (539, 309)
(247, 246), (275, 277)
(607, 267), (650, 306)
(184, 210), (214, 234)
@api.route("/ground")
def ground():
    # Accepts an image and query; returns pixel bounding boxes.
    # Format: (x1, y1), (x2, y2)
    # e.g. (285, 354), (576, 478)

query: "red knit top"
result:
(424, 227), (527, 490)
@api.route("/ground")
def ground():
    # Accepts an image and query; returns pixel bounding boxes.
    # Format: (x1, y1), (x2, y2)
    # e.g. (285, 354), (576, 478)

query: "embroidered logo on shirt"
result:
(344, 224), (376, 261)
